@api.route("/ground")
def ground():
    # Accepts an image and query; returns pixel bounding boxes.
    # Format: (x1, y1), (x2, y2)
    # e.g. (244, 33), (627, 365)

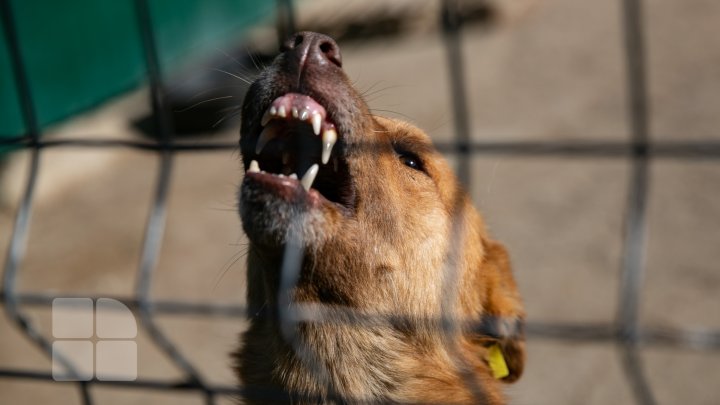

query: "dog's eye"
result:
(393, 143), (428, 175)
(399, 153), (423, 172)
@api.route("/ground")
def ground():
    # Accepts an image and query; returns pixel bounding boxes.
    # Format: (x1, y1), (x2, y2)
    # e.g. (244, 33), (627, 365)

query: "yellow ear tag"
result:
(487, 344), (510, 379)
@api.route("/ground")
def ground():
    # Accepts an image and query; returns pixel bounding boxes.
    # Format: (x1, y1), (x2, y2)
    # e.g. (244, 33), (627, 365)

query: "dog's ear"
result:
(472, 239), (526, 383)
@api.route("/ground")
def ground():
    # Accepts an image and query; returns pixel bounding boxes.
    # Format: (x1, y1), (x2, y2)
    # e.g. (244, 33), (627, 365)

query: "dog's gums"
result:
(236, 32), (525, 404)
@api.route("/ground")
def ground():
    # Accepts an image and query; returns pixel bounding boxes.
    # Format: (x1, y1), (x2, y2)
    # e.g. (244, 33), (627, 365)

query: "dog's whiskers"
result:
(213, 108), (243, 128)
(368, 109), (416, 121)
(212, 247), (250, 291)
(175, 95), (234, 113)
(213, 46), (243, 68)
(244, 46), (267, 71)
(362, 83), (406, 100)
(253, 300), (268, 318)
(213, 46), (262, 77)
(186, 84), (247, 102)
(212, 68), (253, 84)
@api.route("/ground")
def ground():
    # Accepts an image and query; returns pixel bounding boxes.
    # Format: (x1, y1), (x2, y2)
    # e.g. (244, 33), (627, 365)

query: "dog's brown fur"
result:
(236, 32), (524, 404)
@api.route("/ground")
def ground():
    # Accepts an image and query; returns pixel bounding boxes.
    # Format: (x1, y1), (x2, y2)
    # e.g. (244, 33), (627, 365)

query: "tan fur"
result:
(236, 33), (524, 405)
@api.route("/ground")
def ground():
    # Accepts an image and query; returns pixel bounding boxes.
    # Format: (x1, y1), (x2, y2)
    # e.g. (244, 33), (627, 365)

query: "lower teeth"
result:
(301, 164), (319, 191)
(248, 160), (318, 191)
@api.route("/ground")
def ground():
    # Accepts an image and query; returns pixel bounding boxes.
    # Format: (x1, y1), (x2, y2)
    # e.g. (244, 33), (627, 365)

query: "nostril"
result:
(282, 32), (343, 68)
(319, 41), (342, 67)
(319, 41), (332, 53)
(281, 33), (304, 52)
(294, 34), (304, 48)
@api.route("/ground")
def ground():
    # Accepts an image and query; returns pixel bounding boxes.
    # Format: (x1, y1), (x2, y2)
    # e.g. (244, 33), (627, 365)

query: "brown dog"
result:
(235, 32), (525, 404)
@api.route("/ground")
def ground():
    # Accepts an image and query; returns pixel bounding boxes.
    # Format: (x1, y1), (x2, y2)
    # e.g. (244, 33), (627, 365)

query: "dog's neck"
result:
(241, 248), (398, 400)
(237, 248), (505, 404)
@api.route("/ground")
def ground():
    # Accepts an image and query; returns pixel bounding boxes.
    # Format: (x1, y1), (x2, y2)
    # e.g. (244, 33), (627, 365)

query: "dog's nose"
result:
(282, 31), (342, 68)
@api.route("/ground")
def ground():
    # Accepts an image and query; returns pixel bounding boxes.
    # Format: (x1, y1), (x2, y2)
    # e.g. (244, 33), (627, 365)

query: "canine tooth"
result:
(255, 126), (277, 154)
(278, 106), (287, 118)
(292, 107), (299, 118)
(311, 113), (322, 135)
(289, 173), (298, 180)
(261, 109), (272, 126)
(248, 160), (260, 173)
(321, 128), (337, 165)
(301, 164), (319, 191)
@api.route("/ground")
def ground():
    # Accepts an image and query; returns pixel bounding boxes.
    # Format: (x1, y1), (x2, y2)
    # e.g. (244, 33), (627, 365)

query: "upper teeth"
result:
(321, 128), (337, 165)
(252, 95), (341, 193)
(257, 103), (337, 163)
(255, 115), (337, 164)
(256, 98), (337, 151)
(255, 125), (277, 155)
(311, 113), (322, 135)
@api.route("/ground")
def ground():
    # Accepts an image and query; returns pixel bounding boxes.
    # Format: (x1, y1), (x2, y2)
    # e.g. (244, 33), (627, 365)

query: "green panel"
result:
(8, 0), (146, 137)
(0, 14), (25, 139)
(0, 0), (273, 139)
(151, 0), (273, 74)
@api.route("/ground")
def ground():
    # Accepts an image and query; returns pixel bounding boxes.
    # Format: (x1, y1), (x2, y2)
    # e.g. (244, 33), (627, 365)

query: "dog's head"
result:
(238, 32), (524, 393)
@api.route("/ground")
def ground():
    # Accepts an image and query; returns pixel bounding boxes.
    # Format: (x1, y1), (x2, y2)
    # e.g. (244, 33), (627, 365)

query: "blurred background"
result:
(1, 0), (719, 404)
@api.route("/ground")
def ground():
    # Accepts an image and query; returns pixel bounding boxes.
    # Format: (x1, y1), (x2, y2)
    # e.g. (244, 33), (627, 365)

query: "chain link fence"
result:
(1, 0), (719, 404)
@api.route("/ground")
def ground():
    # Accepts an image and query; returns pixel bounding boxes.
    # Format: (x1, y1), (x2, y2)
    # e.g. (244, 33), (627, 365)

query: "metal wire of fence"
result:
(1, 0), (719, 404)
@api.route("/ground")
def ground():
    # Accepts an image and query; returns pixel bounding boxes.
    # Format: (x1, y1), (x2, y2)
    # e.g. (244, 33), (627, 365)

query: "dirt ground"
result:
(1, 0), (719, 404)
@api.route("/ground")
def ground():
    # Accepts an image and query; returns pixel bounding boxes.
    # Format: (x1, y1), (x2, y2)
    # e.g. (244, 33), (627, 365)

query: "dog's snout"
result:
(282, 31), (342, 68)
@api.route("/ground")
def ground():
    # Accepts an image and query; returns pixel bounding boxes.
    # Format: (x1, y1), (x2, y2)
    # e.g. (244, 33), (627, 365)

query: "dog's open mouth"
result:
(245, 92), (354, 210)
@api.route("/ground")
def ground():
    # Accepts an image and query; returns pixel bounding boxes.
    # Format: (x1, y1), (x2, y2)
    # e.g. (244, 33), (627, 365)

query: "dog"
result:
(235, 31), (525, 404)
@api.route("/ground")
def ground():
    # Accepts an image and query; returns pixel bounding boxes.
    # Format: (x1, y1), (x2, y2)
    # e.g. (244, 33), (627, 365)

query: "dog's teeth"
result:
(321, 128), (337, 165)
(299, 109), (309, 121)
(301, 164), (319, 191)
(292, 107), (299, 118)
(248, 160), (260, 173)
(311, 113), (322, 135)
(261, 109), (272, 126)
(255, 126), (278, 155)
(289, 173), (298, 180)
(278, 106), (287, 118)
